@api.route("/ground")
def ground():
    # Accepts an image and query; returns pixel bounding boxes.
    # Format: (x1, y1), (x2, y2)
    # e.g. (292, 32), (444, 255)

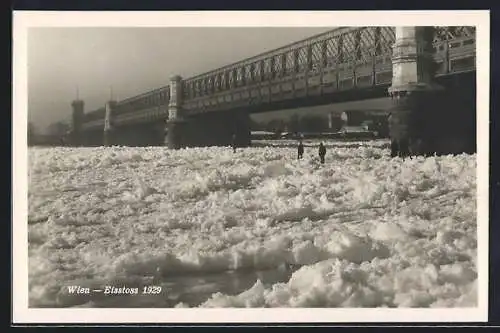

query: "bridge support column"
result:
(103, 100), (116, 146)
(167, 118), (187, 149)
(70, 99), (84, 146)
(388, 26), (443, 157)
(166, 75), (186, 149)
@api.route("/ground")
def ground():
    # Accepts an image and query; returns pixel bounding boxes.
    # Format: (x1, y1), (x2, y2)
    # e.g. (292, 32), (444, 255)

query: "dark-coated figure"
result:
(231, 134), (237, 153)
(297, 140), (304, 160)
(318, 142), (326, 164)
(388, 112), (411, 158)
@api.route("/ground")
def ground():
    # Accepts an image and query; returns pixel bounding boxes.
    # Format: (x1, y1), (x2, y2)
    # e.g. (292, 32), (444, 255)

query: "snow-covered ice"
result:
(27, 140), (477, 308)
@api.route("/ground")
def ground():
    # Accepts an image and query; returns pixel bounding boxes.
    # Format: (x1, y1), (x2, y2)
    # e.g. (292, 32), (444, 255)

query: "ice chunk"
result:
(371, 222), (408, 242)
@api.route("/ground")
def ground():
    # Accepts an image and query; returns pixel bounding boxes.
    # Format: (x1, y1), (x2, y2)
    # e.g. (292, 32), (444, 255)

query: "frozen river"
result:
(28, 140), (477, 308)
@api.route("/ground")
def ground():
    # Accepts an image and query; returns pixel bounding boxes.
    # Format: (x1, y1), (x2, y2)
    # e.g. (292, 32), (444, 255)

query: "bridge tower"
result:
(388, 26), (443, 157)
(70, 99), (84, 146)
(104, 100), (116, 146)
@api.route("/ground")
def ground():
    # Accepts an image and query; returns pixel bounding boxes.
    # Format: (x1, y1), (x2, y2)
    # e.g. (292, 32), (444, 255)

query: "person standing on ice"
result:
(318, 142), (326, 164)
(388, 111), (411, 158)
(297, 140), (304, 160)
(231, 134), (237, 153)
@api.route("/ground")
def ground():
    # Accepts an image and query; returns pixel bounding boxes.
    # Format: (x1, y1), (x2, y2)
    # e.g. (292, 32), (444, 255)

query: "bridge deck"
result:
(81, 26), (475, 130)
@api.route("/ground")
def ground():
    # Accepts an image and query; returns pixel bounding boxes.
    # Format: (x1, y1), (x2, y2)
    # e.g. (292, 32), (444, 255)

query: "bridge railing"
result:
(81, 85), (171, 129)
(181, 27), (396, 101)
(432, 26), (476, 76)
(110, 85), (170, 126)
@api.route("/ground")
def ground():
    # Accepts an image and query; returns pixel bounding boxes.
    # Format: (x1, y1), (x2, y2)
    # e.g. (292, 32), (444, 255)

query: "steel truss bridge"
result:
(80, 26), (475, 132)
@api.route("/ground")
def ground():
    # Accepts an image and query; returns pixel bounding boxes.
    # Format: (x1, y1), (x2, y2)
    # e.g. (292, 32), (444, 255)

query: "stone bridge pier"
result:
(103, 100), (116, 146)
(388, 26), (476, 157)
(166, 75), (251, 149)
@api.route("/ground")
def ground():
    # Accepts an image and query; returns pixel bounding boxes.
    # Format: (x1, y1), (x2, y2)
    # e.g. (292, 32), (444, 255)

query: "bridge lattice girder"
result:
(81, 26), (476, 130)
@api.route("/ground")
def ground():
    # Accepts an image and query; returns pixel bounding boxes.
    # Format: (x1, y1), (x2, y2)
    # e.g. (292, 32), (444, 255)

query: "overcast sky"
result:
(28, 27), (334, 132)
